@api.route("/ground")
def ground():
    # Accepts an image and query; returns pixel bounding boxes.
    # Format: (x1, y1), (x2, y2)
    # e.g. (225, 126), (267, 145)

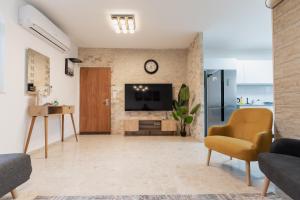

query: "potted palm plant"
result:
(172, 84), (200, 137)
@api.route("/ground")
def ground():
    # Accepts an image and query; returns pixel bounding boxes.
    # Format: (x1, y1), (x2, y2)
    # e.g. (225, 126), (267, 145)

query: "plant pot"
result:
(180, 130), (187, 137)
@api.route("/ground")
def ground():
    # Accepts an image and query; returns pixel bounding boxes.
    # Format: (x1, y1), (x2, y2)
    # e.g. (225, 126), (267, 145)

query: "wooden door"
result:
(80, 67), (111, 134)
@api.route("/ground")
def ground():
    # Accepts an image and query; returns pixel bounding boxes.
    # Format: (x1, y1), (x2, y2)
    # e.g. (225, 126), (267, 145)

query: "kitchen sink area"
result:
(236, 84), (273, 112)
(236, 60), (273, 112)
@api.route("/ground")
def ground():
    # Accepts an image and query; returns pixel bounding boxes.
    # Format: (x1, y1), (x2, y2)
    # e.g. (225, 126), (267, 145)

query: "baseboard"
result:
(27, 134), (76, 154)
(194, 133), (203, 142)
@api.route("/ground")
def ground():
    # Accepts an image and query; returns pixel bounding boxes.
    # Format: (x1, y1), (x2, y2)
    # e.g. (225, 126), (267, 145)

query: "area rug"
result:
(34, 193), (285, 200)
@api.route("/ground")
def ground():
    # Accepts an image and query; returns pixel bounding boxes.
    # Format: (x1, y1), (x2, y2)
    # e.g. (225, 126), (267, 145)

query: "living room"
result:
(0, 0), (299, 200)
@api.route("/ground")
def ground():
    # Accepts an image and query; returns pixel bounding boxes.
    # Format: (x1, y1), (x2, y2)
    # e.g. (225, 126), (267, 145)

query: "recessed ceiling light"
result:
(111, 15), (135, 34)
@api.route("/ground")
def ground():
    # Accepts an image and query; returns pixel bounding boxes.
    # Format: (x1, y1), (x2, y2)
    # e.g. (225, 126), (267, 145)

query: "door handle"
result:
(104, 98), (110, 106)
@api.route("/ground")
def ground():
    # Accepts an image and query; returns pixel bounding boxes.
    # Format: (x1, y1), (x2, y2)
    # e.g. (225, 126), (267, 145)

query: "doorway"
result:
(80, 67), (111, 134)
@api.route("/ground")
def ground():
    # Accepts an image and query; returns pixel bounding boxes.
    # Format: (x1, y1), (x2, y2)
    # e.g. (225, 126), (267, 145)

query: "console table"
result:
(124, 119), (177, 136)
(24, 105), (78, 158)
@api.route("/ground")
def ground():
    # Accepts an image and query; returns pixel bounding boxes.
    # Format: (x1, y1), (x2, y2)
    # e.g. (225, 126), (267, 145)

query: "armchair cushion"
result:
(205, 136), (257, 161)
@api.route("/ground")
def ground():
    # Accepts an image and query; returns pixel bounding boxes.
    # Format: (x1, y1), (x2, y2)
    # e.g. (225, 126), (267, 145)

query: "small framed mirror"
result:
(26, 48), (50, 96)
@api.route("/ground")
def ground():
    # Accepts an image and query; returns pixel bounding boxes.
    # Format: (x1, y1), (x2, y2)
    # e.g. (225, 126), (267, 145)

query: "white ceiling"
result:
(25, 0), (272, 52)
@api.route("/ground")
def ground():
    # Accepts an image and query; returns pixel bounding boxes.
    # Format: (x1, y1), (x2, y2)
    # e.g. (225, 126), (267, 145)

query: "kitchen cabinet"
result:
(237, 60), (273, 85)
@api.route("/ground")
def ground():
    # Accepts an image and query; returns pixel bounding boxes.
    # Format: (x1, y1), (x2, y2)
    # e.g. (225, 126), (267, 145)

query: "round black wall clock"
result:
(144, 59), (159, 74)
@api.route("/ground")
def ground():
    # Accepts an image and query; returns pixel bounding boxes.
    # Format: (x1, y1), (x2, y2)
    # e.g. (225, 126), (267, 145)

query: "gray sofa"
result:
(258, 138), (300, 200)
(0, 154), (32, 198)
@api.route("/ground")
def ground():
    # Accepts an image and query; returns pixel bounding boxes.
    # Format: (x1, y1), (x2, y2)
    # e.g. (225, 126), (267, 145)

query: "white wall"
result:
(0, 17), (4, 92)
(204, 58), (237, 70)
(0, 0), (79, 153)
(204, 48), (272, 60)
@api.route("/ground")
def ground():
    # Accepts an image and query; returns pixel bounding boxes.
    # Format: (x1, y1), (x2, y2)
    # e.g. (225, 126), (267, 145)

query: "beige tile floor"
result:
(3, 135), (278, 200)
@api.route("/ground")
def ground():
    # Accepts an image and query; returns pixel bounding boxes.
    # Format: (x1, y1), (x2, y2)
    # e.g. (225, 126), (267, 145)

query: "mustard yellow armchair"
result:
(204, 108), (273, 186)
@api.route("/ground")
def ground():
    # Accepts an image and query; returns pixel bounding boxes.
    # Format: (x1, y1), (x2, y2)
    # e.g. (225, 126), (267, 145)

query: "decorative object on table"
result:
(172, 84), (200, 137)
(26, 48), (50, 96)
(42, 100), (59, 106)
(65, 58), (82, 77)
(51, 99), (59, 106)
(144, 59), (159, 74)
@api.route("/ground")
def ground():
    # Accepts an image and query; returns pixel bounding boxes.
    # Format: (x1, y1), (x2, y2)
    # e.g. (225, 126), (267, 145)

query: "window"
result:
(0, 18), (4, 93)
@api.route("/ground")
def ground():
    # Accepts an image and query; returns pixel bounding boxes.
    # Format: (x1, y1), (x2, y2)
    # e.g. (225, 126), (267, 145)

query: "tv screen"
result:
(125, 84), (173, 111)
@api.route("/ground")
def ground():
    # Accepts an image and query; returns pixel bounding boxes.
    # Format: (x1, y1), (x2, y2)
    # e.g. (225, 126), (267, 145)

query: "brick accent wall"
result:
(273, 0), (300, 139)
(78, 33), (204, 137)
(79, 48), (188, 135)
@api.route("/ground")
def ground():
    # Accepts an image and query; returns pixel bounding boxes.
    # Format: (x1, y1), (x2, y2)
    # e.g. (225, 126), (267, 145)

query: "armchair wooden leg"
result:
(246, 161), (252, 186)
(262, 177), (270, 196)
(207, 149), (212, 166)
(11, 189), (17, 199)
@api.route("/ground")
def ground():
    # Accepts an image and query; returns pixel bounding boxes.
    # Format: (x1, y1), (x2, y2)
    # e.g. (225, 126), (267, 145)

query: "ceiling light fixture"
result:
(111, 15), (135, 34)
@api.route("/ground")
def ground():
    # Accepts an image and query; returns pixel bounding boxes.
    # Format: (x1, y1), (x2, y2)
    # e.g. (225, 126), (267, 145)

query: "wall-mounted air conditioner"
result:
(19, 5), (71, 53)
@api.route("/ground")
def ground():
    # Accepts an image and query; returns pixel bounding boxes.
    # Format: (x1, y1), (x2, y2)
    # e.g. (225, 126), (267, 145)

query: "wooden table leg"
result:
(61, 114), (64, 142)
(44, 116), (48, 159)
(24, 116), (36, 153)
(70, 113), (78, 142)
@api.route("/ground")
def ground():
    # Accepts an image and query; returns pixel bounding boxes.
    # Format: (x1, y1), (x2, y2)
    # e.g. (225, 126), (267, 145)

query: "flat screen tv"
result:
(125, 84), (173, 111)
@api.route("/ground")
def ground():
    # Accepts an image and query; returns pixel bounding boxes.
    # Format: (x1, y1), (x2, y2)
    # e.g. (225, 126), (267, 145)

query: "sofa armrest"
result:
(252, 131), (273, 153)
(208, 125), (230, 136)
(271, 138), (300, 158)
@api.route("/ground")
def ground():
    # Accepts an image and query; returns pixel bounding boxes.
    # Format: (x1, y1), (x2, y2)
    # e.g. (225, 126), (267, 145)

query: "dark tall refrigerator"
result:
(204, 70), (237, 136)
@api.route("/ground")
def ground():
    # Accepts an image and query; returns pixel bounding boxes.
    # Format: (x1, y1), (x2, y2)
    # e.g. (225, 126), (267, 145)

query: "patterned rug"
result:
(34, 193), (285, 200)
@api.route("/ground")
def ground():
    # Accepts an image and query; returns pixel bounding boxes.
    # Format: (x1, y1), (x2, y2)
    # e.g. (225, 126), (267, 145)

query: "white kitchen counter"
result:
(237, 104), (273, 112)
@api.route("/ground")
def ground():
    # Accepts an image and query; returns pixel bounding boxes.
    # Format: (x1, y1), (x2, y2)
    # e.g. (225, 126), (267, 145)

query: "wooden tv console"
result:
(124, 119), (177, 136)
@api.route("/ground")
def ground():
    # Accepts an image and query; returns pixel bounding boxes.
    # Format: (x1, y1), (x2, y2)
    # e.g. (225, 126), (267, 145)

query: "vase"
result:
(180, 130), (187, 137)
